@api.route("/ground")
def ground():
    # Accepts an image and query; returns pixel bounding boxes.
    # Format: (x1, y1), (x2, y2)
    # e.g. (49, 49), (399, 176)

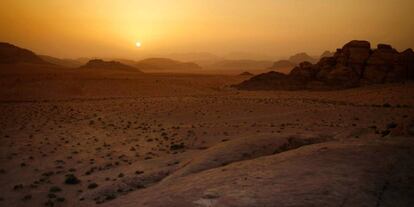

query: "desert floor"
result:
(0, 65), (414, 207)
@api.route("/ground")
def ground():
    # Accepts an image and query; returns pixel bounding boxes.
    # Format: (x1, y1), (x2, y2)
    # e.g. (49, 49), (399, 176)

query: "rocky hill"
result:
(0, 42), (48, 64)
(80, 59), (142, 72)
(234, 40), (414, 90)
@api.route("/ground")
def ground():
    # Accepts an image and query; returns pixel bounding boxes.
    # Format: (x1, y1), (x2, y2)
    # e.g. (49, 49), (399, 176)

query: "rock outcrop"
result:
(234, 40), (414, 90)
(0, 42), (48, 64)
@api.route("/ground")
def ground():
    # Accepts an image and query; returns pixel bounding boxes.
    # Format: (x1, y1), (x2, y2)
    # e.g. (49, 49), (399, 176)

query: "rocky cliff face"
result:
(235, 40), (414, 90)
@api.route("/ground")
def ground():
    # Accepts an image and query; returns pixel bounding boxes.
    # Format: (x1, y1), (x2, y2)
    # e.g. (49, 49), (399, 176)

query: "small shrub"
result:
(88, 183), (98, 189)
(170, 143), (185, 151)
(64, 174), (80, 185)
(49, 186), (62, 193)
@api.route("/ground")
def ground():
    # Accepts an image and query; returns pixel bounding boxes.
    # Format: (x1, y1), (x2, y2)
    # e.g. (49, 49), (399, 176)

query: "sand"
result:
(0, 63), (413, 207)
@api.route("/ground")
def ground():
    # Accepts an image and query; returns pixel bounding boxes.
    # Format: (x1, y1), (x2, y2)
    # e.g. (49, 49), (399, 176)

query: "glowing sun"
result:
(135, 41), (142, 48)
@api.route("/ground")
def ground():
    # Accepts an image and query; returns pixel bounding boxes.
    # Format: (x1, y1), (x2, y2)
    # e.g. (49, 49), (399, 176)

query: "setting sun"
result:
(0, 1), (413, 206)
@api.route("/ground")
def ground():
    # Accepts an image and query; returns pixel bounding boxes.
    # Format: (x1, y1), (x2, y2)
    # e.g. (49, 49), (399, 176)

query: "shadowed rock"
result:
(234, 40), (414, 91)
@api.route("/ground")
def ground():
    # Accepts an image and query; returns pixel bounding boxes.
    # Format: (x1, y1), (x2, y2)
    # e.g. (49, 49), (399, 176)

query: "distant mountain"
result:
(207, 59), (273, 71)
(167, 52), (221, 66)
(268, 52), (324, 74)
(39, 55), (83, 68)
(80, 59), (142, 72)
(136, 58), (202, 72)
(113, 59), (139, 67)
(239, 71), (254, 76)
(75, 57), (92, 65)
(289, 52), (317, 64)
(224, 52), (273, 61)
(0, 42), (48, 64)
(320, 51), (334, 59)
(268, 60), (296, 74)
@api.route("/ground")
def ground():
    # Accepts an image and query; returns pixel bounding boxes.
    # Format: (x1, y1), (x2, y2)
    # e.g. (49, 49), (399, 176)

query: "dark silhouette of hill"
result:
(234, 40), (414, 90)
(39, 55), (83, 68)
(136, 58), (202, 72)
(80, 59), (142, 72)
(0, 42), (48, 64)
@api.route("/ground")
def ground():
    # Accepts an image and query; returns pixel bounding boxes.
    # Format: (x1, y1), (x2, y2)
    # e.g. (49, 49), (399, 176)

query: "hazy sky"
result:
(1, 0), (413, 60)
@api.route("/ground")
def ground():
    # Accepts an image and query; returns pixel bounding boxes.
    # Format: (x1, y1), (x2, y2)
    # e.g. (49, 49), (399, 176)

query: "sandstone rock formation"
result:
(235, 40), (414, 90)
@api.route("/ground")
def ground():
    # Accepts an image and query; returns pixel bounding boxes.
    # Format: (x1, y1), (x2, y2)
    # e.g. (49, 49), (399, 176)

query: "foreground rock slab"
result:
(95, 138), (414, 207)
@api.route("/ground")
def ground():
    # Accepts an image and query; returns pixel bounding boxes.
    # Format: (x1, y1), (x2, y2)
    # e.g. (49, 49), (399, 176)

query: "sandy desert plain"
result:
(0, 61), (413, 207)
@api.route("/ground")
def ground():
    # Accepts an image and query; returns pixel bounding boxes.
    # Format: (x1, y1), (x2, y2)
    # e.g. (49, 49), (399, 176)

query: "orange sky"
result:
(1, 0), (413, 59)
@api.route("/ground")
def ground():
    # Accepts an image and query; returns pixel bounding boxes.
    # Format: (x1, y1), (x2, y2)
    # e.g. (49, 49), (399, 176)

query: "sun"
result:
(135, 41), (142, 48)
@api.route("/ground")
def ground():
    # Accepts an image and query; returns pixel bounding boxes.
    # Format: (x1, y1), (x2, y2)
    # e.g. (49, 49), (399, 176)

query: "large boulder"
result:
(363, 45), (400, 83)
(399, 49), (414, 79)
(324, 64), (359, 88)
(342, 40), (372, 76)
(289, 61), (318, 80)
(316, 57), (338, 80)
(377, 44), (393, 50)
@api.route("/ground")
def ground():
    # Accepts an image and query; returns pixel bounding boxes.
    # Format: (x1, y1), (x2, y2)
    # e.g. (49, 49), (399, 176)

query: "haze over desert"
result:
(1, 1), (414, 207)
